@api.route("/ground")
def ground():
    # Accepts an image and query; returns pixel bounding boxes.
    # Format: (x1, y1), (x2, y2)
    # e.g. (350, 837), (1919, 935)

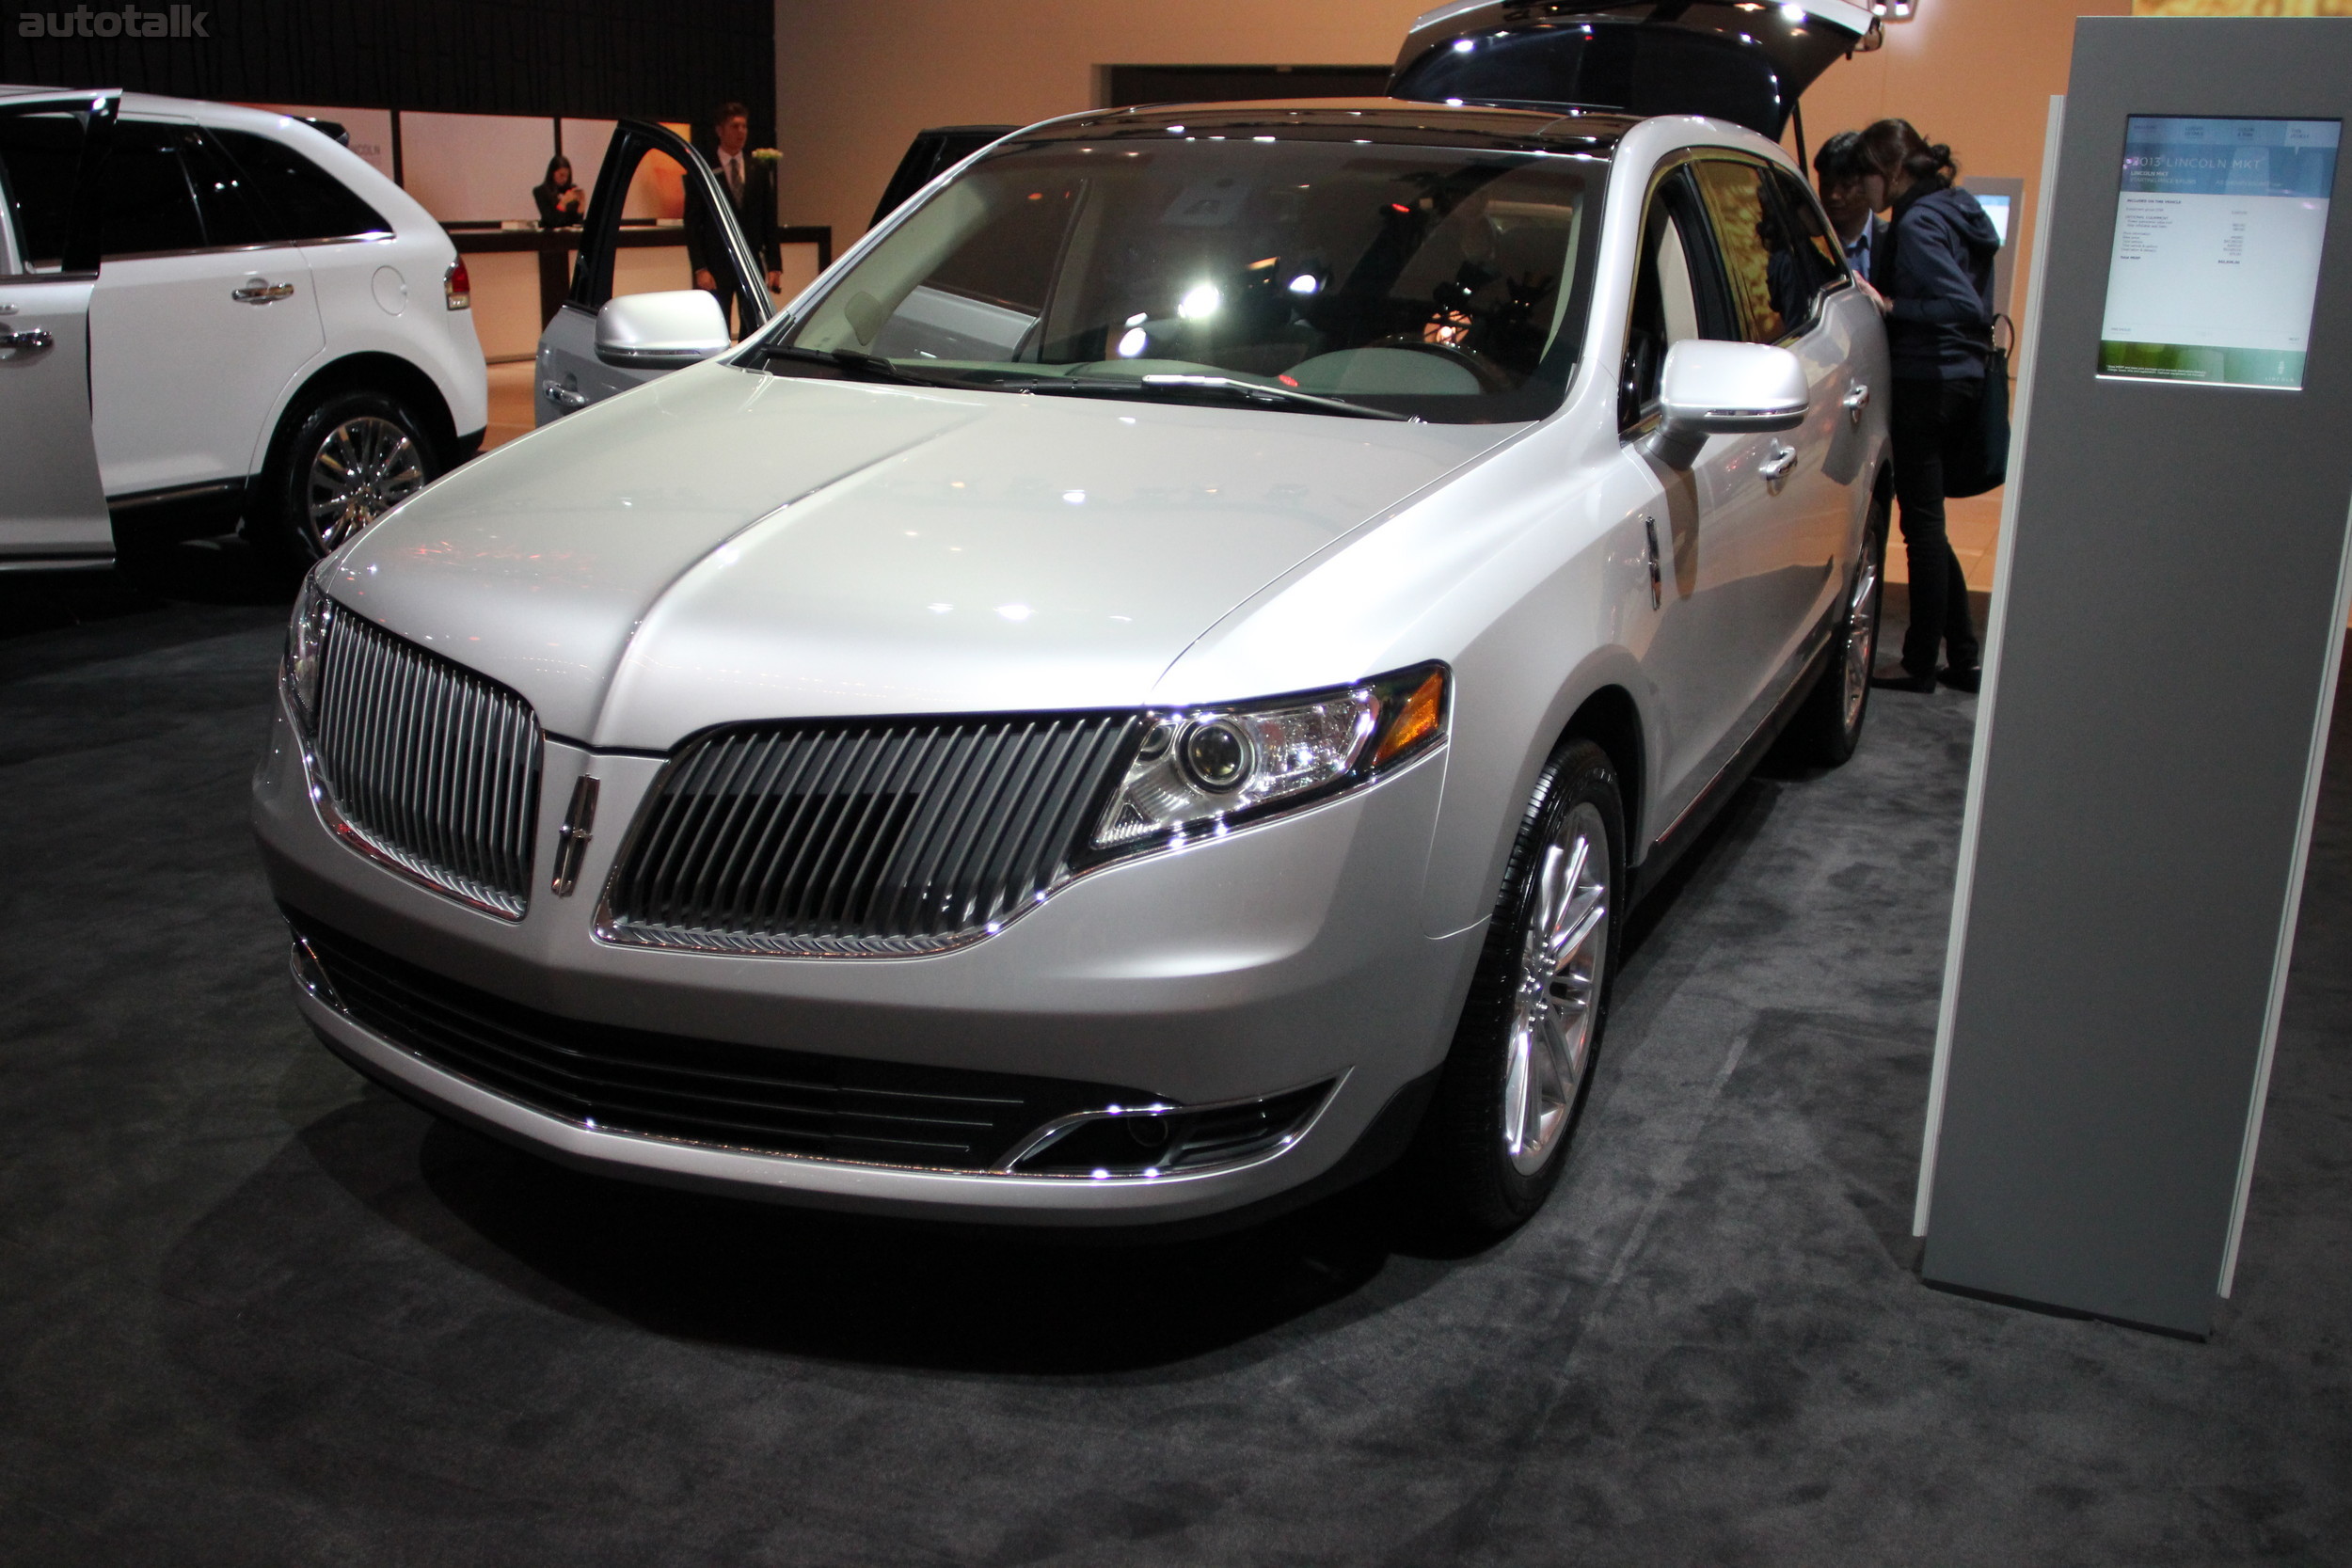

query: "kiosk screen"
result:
(2099, 116), (2338, 390)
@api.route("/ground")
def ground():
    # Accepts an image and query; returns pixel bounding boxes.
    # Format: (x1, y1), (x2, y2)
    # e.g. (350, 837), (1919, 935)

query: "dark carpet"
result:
(2, 568), (2346, 1566)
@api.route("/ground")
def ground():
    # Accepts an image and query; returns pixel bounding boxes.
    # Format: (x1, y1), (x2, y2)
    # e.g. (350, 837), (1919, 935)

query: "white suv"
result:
(0, 87), (487, 569)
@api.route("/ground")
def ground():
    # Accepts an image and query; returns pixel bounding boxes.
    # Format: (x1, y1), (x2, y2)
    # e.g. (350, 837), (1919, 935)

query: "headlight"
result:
(1089, 662), (1447, 857)
(282, 574), (334, 731)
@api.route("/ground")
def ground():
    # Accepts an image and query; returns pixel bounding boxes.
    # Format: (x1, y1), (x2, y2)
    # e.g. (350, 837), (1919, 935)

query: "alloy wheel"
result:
(306, 415), (426, 553)
(1841, 535), (1883, 735)
(1502, 800), (1611, 1175)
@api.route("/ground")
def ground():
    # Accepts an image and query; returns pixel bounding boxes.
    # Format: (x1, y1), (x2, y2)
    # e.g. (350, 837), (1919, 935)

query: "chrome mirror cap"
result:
(1650, 340), (1809, 468)
(594, 290), (732, 370)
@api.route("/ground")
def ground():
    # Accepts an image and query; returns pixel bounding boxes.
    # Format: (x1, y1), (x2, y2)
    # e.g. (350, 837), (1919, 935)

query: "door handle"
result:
(1841, 384), (1870, 425)
(1758, 445), (1799, 492)
(0, 325), (54, 355)
(542, 382), (588, 409)
(232, 279), (296, 304)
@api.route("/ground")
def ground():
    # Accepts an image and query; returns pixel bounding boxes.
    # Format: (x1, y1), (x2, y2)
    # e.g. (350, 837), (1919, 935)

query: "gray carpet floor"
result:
(2, 582), (2345, 1566)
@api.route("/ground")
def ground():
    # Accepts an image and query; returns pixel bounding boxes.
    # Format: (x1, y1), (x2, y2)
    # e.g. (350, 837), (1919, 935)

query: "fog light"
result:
(1002, 1081), (1336, 1177)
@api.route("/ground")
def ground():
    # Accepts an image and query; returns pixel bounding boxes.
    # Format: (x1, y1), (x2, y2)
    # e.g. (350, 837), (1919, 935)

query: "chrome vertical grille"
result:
(602, 712), (1135, 956)
(309, 607), (543, 917)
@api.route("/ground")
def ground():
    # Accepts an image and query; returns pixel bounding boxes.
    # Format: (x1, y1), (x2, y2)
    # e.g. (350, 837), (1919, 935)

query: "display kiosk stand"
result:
(1913, 17), (2352, 1338)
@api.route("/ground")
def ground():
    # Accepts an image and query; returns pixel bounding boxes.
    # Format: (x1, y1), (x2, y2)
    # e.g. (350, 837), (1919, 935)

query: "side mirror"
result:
(1648, 340), (1808, 469)
(594, 290), (731, 370)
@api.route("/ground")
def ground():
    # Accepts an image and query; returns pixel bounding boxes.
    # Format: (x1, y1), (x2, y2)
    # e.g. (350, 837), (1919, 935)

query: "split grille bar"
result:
(310, 608), (543, 917)
(602, 712), (1135, 956)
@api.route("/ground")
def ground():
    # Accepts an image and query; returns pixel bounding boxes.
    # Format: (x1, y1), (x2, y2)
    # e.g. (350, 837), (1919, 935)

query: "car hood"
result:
(324, 363), (1508, 750)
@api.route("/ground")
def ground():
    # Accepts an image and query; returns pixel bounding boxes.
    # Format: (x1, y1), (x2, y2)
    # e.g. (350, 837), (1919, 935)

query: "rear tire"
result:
(252, 388), (437, 567)
(1409, 737), (1623, 1243)
(1783, 490), (1888, 768)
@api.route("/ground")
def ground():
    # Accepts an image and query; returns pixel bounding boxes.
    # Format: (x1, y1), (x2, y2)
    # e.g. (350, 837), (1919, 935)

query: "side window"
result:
(1619, 172), (1731, 430)
(0, 110), (84, 269)
(209, 128), (389, 242)
(868, 182), (1073, 360)
(182, 129), (278, 248)
(1690, 157), (1800, 346)
(100, 120), (205, 259)
(1767, 166), (1846, 323)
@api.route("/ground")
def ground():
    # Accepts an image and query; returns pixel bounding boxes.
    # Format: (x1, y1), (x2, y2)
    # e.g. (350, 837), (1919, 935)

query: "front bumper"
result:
(252, 696), (1482, 1225)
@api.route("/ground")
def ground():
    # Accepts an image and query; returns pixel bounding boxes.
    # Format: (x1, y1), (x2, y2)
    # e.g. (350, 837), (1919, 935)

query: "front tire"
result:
(1412, 737), (1623, 1241)
(254, 388), (437, 566)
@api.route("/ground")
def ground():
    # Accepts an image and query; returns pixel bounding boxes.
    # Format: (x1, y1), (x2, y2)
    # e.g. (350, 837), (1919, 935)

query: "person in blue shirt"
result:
(1860, 119), (2001, 694)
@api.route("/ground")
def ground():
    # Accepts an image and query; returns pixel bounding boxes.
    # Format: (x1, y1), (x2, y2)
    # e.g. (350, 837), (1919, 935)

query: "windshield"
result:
(768, 135), (1606, 423)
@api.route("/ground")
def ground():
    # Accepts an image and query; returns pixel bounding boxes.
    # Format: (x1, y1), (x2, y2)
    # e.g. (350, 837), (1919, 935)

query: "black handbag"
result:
(1942, 314), (2014, 499)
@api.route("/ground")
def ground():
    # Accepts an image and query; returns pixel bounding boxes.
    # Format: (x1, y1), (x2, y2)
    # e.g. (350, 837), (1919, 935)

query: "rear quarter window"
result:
(209, 128), (389, 241)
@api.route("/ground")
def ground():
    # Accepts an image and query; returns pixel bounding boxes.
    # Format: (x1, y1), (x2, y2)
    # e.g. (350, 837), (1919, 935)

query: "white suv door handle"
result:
(0, 325), (54, 355)
(1758, 445), (1800, 490)
(1841, 383), (1870, 424)
(543, 382), (588, 409)
(232, 279), (295, 304)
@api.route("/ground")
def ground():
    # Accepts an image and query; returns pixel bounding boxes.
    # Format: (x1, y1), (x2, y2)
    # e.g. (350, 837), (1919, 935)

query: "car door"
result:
(535, 119), (772, 424)
(84, 116), (326, 502)
(1618, 164), (1760, 824)
(1765, 162), (1873, 564)
(0, 91), (114, 567)
(1687, 155), (1835, 704)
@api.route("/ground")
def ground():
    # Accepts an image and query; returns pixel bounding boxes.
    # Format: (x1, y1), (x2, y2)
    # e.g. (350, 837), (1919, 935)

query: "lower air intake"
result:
(290, 911), (1157, 1171)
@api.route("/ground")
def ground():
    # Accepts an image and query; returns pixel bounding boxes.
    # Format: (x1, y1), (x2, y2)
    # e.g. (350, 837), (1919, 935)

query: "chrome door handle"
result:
(542, 382), (588, 409)
(0, 325), (54, 355)
(1841, 384), (1870, 425)
(232, 279), (296, 304)
(1758, 445), (1799, 491)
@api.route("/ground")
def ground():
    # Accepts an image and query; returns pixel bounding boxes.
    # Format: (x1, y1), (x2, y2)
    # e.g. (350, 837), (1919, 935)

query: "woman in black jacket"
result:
(1862, 119), (2001, 693)
(533, 155), (585, 230)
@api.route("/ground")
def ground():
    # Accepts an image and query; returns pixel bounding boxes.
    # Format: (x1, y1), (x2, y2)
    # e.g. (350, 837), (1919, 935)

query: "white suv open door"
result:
(533, 119), (774, 424)
(0, 90), (116, 569)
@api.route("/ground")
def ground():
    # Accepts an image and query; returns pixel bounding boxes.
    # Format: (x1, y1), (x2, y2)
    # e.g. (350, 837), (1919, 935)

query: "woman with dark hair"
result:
(1861, 119), (2001, 694)
(533, 154), (585, 230)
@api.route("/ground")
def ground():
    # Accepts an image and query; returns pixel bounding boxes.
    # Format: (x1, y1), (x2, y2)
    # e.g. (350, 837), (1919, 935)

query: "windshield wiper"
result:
(757, 343), (983, 388)
(1024, 372), (1413, 422)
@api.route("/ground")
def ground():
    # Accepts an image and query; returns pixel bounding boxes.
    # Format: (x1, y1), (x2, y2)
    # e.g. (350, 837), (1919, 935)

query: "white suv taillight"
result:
(443, 257), (471, 310)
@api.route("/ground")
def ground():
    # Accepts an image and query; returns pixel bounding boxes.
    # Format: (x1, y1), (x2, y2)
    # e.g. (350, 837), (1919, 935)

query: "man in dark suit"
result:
(1813, 130), (1888, 285)
(689, 101), (783, 336)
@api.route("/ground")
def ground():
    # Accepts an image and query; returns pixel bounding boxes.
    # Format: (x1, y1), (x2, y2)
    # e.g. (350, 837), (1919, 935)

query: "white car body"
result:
(252, 101), (1890, 1228)
(0, 87), (486, 567)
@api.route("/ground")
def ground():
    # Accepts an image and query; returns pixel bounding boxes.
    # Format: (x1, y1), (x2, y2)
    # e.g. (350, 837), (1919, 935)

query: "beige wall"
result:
(774, 1), (2129, 295)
